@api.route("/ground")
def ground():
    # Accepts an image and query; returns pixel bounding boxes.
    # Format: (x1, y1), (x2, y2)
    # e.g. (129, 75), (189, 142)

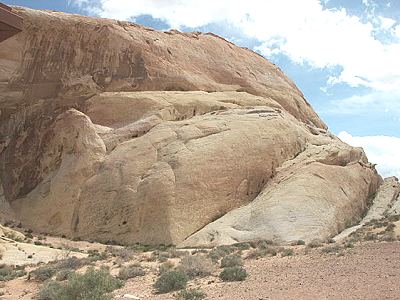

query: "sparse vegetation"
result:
(37, 267), (123, 300)
(175, 288), (206, 300)
(87, 249), (108, 261)
(291, 240), (305, 246)
(208, 245), (236, 263)
(219, 266), (247, 282)
(106, 246), (134, 261)
(220, 254), (243, 268)
(233, 242), (252, 250)
(0, 265), (26, 281)
(118, 265), (145, 280)
(31, 265), (57, 282)
(178, 255), (215, 278)
(321, 245), (342, 254)
(246, 247), (277, 259)
(344, 241), (354, 249)
(307, 239), (323, 248)
(154, 270), (188, 294)
(253, 240), (274, 249)
(31, 256), (92, 282)
(159, 261), (175, 275)
(55, 269), (74, 281)
(281, 248), (294, 257)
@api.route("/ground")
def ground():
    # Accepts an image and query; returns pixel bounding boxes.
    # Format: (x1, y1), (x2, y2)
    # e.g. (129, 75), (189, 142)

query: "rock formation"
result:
(0, 7), (382, 246)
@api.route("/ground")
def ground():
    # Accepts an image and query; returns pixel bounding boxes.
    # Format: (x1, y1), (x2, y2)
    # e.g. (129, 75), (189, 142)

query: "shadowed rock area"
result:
(0, 7), (382, 246)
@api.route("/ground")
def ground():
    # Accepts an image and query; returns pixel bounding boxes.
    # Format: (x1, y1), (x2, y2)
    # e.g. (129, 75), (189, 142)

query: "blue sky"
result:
(5, 0), (400, 178)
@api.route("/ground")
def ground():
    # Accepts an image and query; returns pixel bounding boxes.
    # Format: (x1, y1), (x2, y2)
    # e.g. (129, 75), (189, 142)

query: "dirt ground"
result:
(2, 241), (400, 299)
(117, 241), (400, 300)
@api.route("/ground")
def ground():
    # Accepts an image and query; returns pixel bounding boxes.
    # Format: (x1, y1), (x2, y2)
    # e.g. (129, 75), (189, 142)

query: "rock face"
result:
(0, 7), (382, 246)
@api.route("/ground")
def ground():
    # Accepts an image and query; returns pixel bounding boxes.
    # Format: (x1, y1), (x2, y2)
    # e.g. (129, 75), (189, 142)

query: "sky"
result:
(5, 0), (400, 178)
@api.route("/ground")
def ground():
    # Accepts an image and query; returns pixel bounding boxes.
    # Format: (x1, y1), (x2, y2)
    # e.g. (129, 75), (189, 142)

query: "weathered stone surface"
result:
(0, 7), (382, 246)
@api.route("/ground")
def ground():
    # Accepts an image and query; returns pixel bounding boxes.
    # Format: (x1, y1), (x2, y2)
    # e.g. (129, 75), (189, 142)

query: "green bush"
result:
(56, 257), (91, 270)
(178, 255), (214, 278)
(106, 246), (134, 261)
(118, 265), (145, 280)
(0, 265), (26, 281)
(280, 248), (294, 257)
(159, 261), (175, 275)
(219, 266), (247, 282)
(291, 240), (305, 246)
(154, 270), (188, 294)
(208, 246), (236, 263)
(220, 254), (242, 268)
(307, 239), (323, 248)
(321, 245), (342, 254)
(246, 247), (277, 259)
(55, 269), (74, 281)
(37, 267), (123, 300)
(255, 240), (274, 249)
(31, 257), (91, 282)
(233, 242), (251, 250)
(175, 288), (206, 300)
(31, 265), (57, 282)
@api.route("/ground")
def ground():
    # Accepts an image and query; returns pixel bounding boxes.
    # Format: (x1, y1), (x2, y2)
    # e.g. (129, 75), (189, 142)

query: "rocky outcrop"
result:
(0, 7), (382, 246)
(334, 177), (400, 241)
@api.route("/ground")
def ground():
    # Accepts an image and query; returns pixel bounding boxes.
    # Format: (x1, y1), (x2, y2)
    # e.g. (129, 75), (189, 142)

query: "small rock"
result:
(123, 294), (141, 300)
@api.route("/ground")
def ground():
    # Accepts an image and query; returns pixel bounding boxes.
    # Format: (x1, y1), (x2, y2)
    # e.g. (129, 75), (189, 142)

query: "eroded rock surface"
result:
(0, 7), (382, 246)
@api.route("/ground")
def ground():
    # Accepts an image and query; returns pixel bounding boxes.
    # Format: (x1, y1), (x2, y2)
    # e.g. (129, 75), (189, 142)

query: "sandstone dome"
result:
(0, 7), (381, 247)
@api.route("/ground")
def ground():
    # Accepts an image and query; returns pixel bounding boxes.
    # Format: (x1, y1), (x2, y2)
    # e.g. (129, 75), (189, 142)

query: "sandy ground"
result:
(116, 241), (400, 300)
(2, 241), (400, 299)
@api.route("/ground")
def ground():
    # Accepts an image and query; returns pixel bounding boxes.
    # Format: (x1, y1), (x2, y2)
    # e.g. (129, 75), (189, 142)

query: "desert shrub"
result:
(321, 245), (342, 254)
(159, 261), (175, 275)
(87, 250), (108, 261)
(255, 240), (274, 249)
(118, 265), (145, 280)
(344, 241), (354, 248)
(379, 232), (396, 242)
(220, 254), (242, 268)
(129, 243), (173, 253)
(246, 247), (277, 260)
(307, 239), (323, 248)
(106, 246), (134, 261)
(364, 232), (378, 241)
(31, 265), (57, 282)
(219, 266), (247, 282)
(37, 267), (123, 300)
(32, 256), (92, 282)
(154, 270), (188, 294)
(280, 248), (294, 257)
(388, 215), (400, 222)
(175, 288), (206, 300)
(55, 269), (74, 281)
(0, 265), (26, 281)
(169, 248), (186, 258)
(208, 246), (235, 263)
(178, 255), (214, 278)
(233, 242), (251, 250)
(56, 257), (91, 270)
(385, 223), (396, 232)
(291, 240), (305, 246)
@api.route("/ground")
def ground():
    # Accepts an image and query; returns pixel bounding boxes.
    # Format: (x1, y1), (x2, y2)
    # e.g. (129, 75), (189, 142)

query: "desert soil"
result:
(2, 241), (400, 299)
(117, 241), (400, 300)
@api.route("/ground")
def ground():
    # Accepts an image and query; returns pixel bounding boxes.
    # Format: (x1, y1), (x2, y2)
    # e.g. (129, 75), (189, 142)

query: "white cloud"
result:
(324, 88), (400, 115)
(72, 0), (400, 93)
(338, 131), (400, 178)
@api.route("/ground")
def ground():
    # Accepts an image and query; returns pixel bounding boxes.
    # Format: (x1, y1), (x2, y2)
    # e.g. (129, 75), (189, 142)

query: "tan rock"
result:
(0, 7), (383, 246)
